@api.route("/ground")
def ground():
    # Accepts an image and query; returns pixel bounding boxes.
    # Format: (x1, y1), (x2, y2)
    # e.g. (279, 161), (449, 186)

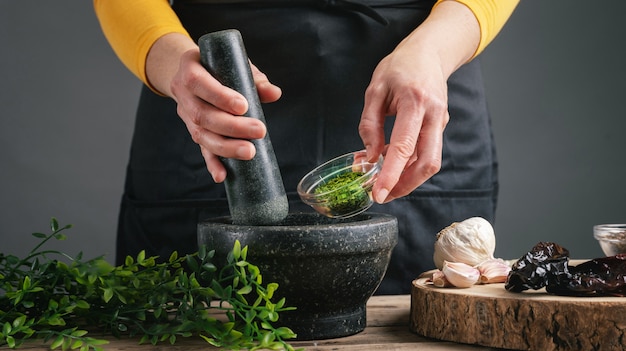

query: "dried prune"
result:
(505, 242), (570, 292)
(506, 242), (626, 297)
(547, 254), (626, 296)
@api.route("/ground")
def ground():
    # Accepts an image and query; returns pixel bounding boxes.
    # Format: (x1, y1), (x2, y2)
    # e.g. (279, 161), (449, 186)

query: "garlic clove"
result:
(433, 217), (496, 270)
(432, 270), (453, 288)
(477, 258), (512, 284)
(441, 261), (480, 288)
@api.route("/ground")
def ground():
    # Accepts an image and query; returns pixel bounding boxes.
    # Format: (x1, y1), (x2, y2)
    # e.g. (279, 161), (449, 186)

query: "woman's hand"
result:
(359, 0), (480, 203)
(360, 45), (450, 204)
(146, 33), (282, 183)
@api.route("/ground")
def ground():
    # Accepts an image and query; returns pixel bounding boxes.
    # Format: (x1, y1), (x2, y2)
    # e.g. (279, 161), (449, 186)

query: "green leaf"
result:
(3, 322), (12, 335)
(47, 316), (66, 326)
(186, 255), (199, 272)
(274, 298), (285, 310)
(75, 300), (90, 309)
(266, 283), (278, 299)
(50, 218), (59, 232)
(274, 327), (296, 339)
(22, 276), (32, 290)
(62, 336), (72, 351)
(70, 330), (88, 337)
(70, 340), (83, 350)
(115, 292), (127, 304)
(241, 245), (248, 260)
(154, 307), (163, 319)
(6, 255), (19, 265)
(202, 262), (216, 272)
(229, 329), (243, 340)
(260, 330), (275, 346)
(237, 285), (252, 295)
(32, 232), (47, 239)
(48, 299), (59, 310)
(50, 336), (64, 349)
(169, 251), (178, 263)
(124, 255), (134, 266)
(6, 336), (16, 348)
(198, 245), (207, 260)
(233, 240), (242, 260)
(136, 250), (146, 264)
(102, 287), (114, 303)
(12, 315), (26, 329)
(199, 334), (219, 346)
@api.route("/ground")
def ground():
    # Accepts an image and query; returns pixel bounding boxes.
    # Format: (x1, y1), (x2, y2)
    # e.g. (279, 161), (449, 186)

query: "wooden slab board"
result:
(410, 272), (626, 351)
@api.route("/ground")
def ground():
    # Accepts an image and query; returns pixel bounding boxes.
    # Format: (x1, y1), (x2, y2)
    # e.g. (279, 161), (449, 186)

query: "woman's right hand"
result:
(147, 33), (282, 183)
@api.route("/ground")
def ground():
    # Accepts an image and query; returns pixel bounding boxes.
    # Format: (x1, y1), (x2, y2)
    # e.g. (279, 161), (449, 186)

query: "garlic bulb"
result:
(441, 261), (480, 288)
(477, 258), (511, 284)
(433, 217), (496, 270)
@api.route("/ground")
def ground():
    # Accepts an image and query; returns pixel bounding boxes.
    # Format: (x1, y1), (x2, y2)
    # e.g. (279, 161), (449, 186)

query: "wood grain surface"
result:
(5, 295), (499, 351)
(410, 276), (626, 351)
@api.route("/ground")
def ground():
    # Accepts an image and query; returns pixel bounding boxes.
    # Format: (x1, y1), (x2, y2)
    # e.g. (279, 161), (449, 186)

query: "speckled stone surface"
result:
(197, 212), (398, 340)
(198, 30), (288, 225)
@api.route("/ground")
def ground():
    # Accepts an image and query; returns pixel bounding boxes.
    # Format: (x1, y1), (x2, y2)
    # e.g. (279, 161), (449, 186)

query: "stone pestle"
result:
(198, 29), (288, 225)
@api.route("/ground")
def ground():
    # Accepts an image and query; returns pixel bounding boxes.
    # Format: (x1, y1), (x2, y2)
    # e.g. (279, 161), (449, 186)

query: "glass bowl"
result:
(593, 224), (626, 256)
(297, 150), (383, 219)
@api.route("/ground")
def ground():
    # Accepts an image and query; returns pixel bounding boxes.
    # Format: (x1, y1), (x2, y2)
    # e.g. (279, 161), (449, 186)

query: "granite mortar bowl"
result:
(197, 212), (398, 340)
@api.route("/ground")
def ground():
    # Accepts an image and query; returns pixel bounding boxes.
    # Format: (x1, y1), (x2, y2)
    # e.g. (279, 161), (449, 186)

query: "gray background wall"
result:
(1, 1), (625, 264)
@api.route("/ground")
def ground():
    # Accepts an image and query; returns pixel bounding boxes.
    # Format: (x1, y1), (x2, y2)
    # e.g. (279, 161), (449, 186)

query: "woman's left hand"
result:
(359, 0), (480, 204)
(359, 44), (450, 204)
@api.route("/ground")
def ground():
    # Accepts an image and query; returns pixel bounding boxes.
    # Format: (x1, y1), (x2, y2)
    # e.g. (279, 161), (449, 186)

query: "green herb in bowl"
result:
(298, 150), (382, 219)
(314, 171), (370, 215)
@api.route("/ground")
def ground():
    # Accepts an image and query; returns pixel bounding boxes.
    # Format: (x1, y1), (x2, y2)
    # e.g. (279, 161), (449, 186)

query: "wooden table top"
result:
(8, 295), (499, 351)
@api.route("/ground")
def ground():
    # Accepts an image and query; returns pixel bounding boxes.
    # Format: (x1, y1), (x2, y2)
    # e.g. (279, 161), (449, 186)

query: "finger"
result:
(372, 100), (425, 203)
(387, 111), (448, 201)
(175, 50), (249, 116)
(250, 62), (282, 103)
(200, 145), (227, 183)
(188, 120), (257, 160)
(180, 96), (267, 140)
(359, 82), (389, 162)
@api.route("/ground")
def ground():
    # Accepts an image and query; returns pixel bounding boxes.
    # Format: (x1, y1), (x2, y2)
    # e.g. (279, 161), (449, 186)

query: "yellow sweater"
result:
(94, 0), (519, 88)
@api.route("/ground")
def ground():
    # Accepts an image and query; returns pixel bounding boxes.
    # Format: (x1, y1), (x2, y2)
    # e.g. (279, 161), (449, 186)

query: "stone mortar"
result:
(198, 212), (398, 340)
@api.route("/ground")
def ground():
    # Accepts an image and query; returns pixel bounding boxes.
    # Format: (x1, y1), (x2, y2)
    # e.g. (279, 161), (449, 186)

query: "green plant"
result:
(0, 218), (301, 351)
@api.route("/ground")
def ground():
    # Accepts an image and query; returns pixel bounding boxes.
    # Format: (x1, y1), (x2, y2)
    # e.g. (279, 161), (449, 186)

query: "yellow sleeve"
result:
(95, 0), (516, 85)
(434, 0), (519, 58)
(93, 0), (191, 89)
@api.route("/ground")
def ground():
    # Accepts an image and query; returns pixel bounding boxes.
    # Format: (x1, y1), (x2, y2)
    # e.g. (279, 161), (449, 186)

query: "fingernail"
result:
(236, 146), (250, 159)
(232, 97), (247, 114)
(237, 145), (257, 160)
(376, 188), (389, 204)
(250, 123), (265, 138)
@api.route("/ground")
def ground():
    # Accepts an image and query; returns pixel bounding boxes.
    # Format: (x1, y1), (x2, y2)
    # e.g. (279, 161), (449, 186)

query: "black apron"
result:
(117, 0), (498, 294)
